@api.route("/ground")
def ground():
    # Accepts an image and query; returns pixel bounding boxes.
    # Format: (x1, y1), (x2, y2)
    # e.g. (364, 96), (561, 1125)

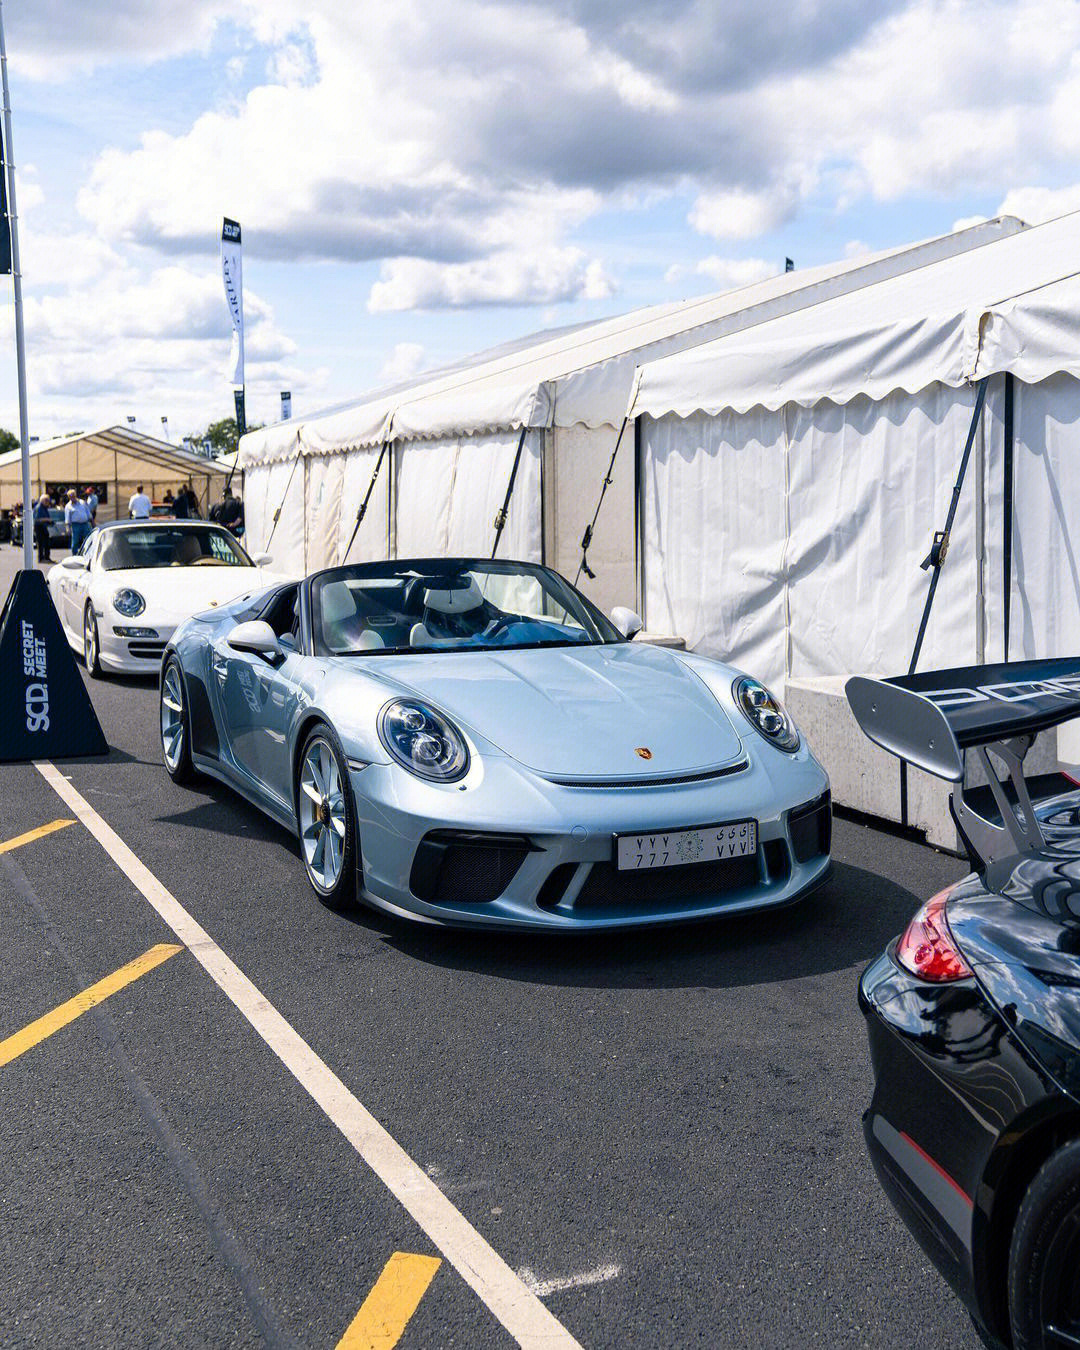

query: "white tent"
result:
(238, 217), (1022, 604)
(626, 209), (1080, 692)
(0, 427), (227, 520)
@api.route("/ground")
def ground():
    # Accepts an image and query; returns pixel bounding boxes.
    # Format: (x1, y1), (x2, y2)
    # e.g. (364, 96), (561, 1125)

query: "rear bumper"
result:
(859, 947), (1070, 1344)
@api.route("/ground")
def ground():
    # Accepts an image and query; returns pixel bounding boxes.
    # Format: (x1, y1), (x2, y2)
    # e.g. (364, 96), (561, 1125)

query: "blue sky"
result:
(3, 0), (1080, 440)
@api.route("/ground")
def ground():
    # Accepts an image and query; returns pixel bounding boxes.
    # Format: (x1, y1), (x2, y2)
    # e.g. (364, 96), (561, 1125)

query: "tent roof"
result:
(629, 210), (1080, 421)
(239, 216), (1024, 466)
(0, 425), (228, 480)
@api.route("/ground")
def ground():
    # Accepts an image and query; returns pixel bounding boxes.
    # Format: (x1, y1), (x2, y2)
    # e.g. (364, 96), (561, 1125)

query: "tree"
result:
(185, 418), (263, 457)
(0, 427), (19, 455)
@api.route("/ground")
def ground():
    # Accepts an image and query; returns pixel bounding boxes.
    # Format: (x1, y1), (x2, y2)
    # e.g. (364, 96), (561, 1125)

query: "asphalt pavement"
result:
(0, 541), (979, 1348)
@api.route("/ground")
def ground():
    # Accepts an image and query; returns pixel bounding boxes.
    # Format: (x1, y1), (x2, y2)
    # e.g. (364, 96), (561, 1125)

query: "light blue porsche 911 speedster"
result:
(159, 557), (831, 929)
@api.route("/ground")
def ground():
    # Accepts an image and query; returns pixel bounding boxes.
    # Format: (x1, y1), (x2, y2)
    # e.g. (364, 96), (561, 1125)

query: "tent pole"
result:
(908, 378), (988, 676)
(1002, 372), (1015, 660)
(0, 1), (33, 570)
(491, 425), (528, 559)
(634, 417), (644, 620)
(574, 414), (629, 586)
(342, 440), (389, 564)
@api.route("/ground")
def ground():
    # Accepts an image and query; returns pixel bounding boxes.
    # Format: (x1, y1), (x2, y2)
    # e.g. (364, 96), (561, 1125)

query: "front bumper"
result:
(349, 741), (831, 930)
(98, 620), (174, 672)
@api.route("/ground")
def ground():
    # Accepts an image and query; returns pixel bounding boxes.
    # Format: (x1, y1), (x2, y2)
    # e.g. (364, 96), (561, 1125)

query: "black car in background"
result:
(10, 506), (71, 552)
(847, 661), (1080, 1350)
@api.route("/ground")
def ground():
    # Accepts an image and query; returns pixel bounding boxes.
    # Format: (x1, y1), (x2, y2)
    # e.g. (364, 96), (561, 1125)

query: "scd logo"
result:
(20, 619), (49, 733)
(25, 681), (49, 733)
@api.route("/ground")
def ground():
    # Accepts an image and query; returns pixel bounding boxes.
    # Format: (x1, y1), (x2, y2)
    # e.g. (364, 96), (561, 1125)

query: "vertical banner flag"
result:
(280, 390), (292, 420)
(221, 217), (244, 386)
(0, 111), (10, 275)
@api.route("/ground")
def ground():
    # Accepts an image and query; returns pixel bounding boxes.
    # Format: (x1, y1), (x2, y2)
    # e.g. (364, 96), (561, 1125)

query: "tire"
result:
(1008, 1137), (1080, 1349)
(159, 657), (198, 784)
(295, 723), (357, 909)
(83, 603), (103, 678)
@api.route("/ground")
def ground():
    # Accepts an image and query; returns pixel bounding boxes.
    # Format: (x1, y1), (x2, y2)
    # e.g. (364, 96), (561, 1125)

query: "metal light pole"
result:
(0, 1), (32, 570)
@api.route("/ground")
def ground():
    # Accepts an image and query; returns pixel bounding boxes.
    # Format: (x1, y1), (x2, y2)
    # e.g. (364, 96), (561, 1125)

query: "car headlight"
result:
(733, 676), (800, 752)
(112, 588), (146, 617)
(378, 699), (469, 782)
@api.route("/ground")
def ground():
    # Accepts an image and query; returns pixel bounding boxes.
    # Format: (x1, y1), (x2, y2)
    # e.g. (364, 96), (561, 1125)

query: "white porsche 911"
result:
(48, 519), (292, 677)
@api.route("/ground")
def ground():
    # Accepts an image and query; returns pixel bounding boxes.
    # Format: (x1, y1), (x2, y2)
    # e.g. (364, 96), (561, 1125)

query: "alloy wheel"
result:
(298, 737), (348, 891)
(84, 607), (98, 669)
(160, 663), (185, 771)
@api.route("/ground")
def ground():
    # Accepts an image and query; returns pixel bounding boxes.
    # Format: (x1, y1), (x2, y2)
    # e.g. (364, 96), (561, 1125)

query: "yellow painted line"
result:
(35, 760), (581, 1349)
(0, 818), (76, 855)
(0, 943), (183, 1068)
(337, 1253), (442, 1350)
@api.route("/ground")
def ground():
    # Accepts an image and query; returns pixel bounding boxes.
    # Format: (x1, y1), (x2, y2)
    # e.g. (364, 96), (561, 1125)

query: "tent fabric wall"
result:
(246, 455), (306, 573)
(784, 383), (993, 683)
(337, 446), (391, 563)
(1006, 374), (1080, 660)
(641, 384), (1002, 692)
(394, 429), (542, 562)
(549, 423), (635, 612)
(641, 408), (790, 687)
(304, 454), (346, 572)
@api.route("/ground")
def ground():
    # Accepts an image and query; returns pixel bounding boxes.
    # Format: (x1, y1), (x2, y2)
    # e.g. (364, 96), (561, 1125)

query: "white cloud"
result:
(368, 249), (616, 312)
(666, 256), (780, 289)
(996, 183), (1080, 223)
(688, 186), (799, 241)
(377, 342), (428, 385)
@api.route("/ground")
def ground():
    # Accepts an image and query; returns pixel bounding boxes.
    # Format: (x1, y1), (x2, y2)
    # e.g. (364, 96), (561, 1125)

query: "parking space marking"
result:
(0, 942), (183, 1069)
(35, 761), (583, 1350)
(0, 818), (76, 854)
(336, 1252), (441, 1350)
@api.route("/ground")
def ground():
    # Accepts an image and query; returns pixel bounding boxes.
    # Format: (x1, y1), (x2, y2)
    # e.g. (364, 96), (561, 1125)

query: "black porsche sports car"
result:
(847, 660), (1080, 1350)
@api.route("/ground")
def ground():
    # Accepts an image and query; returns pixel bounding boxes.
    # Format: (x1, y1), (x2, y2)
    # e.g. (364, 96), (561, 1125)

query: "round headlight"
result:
(378, 699), (469, 782)
(112, 588), (146, 617)
(733, 676), (800, 752)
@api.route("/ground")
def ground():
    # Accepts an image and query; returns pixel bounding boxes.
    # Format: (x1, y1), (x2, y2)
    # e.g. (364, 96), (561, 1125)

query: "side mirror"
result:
(227, 619), (282, 662)
(251, 552), (273, 567)
(610, 606), (643, 640)
(60, 555), (88, 571)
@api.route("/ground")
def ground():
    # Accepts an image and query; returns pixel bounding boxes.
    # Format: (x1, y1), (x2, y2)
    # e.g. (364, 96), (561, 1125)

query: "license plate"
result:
(615, 820), (758, 871)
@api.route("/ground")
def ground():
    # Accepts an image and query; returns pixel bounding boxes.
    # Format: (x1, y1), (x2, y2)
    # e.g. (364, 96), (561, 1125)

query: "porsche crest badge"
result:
(635, 747), (653, 760)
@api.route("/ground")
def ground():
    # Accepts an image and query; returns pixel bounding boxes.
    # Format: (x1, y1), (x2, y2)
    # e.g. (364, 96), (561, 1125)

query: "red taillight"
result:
(895, 887), (973, 982)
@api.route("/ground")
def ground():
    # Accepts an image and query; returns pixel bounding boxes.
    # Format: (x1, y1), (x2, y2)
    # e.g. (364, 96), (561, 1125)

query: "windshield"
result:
(100, 525), (253, 571)
(312, 559), (621, 656)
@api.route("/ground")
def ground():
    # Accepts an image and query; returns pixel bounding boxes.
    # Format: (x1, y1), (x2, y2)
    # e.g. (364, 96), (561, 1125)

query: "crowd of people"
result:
(5, 479), (245, 562)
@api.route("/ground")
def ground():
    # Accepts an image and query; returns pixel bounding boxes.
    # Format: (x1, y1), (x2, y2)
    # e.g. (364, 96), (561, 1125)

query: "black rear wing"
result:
(847, 659), (1080, 866)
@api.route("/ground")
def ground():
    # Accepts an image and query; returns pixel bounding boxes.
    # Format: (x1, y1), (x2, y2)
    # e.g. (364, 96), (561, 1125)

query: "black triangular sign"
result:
(0, 569), (108, 762)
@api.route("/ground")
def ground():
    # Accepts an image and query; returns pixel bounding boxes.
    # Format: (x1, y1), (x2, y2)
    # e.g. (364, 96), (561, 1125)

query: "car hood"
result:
(99, 567), (291, 620)
(367, 642), (745, 778)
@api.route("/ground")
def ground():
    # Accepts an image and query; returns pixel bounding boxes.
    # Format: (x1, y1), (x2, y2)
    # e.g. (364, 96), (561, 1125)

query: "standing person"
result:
(33, 493), (52, 563)
(64, 489), (93, 553)
(84, 485), (99, 524)
(172, 483), (190, 519)
(128, 483), (152, 518)
(220, 485), (244, 537)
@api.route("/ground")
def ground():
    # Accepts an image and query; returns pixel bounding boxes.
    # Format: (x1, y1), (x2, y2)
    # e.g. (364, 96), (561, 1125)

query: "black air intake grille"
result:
(573, 853), (761, 910)
(789, 794), (832, 863)
(410, 831), (531, 905)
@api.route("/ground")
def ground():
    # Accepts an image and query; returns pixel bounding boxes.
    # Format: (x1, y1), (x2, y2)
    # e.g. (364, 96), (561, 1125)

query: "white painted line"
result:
(518, 1264), (621, 1298)
(35, 760), (581, 1350)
